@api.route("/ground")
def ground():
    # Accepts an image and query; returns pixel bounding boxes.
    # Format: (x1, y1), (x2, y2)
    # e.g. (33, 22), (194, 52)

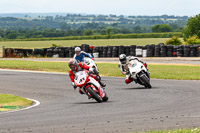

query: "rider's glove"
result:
(72, 82), (77, 90)
(89, 67), (94, 73)
(126, 71), (130, 75)
(122, 72), (126, 75)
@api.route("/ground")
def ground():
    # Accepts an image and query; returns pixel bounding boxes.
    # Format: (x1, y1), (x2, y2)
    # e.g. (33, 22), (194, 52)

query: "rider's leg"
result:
(125, 74), (133, 84)
(91, 74), (106, 87)
(79, 88), (84, 94)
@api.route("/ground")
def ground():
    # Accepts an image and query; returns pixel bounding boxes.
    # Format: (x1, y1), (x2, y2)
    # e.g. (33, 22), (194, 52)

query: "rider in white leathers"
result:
(118, 54), (147, 84)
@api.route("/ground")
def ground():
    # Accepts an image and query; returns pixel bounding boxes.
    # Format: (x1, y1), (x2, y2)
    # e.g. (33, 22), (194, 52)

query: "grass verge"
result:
(0, 94), (33, 111)
(0, 38), (172, 48)
(142, 127), (200, 133)
(0, 60), (199, 80)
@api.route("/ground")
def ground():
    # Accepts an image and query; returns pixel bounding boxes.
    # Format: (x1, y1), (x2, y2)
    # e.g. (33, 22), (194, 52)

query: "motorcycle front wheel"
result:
(140, 74), (152, 88)
(87, 87), (103, 103)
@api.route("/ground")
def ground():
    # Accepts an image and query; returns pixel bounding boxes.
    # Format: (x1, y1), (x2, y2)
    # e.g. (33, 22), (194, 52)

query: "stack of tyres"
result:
(43, 48), (48, 57)
(198, 46), (200, 57)
(23, 49), (33, 57)
(65, 48), (69, 57)
(92, 46), (99, 58)
(173, 46), (179, 57)
(118, 45), (125, 56)
(68, 47), (74, 57)
(5, 48), (15, 57)
(89, 46), (94, 54)
(190, 45), (197, 57)
(53, 48), (59, 57)
(136, 46), (143, 57)
(93, 47), (99, 53)
(112, 46), (119, 57)
(154, 44), (161, 57)
(167, 45), (173, 57)
(47, 48), (53, 57)
(102, 46), (108, 57)
(14, 49), (24, 57)
(147, 44), (155, 57)
(142, 46), (147, 57)
(130, 45), (136, 56)
(160, 45), (167, 57)
(107, 46), (113, 57)
(58, 47), (66, 58)
(34, 49), (44, 57)
(125, 46), (130, 56)
(81, 44), (90, 53)
(98, 47), (103, 58)
(177, 45), (184, 57)
(184, 45), (190, 57)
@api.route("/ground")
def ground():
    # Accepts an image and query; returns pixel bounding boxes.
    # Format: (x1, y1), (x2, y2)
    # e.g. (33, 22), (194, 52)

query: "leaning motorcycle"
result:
(128, 59), (152, 88)
(74, 70), (108, 103)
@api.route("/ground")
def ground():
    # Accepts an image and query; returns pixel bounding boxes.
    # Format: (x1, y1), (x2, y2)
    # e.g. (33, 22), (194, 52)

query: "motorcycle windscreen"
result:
(128, 60), (138, 68)
(75, 71), (87, 86)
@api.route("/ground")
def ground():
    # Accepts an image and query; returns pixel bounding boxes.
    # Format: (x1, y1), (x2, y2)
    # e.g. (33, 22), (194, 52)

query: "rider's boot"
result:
(144, 63), (147, 68)
(79, 89), (84, 94)
(125, 78), (133, 84)
(99, 80), (106, 87)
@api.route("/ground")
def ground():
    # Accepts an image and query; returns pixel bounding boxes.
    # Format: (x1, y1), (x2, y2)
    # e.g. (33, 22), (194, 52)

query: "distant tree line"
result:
(0, 14), (188, 39)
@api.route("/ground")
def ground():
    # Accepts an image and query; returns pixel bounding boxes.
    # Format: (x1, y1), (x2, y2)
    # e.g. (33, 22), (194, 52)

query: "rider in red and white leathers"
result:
(68, 59), (106, 94)
(118, 54), (147, 84)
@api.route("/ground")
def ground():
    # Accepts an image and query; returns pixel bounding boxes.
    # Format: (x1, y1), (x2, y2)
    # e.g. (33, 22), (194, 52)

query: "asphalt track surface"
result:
(0, 70), (200, 133)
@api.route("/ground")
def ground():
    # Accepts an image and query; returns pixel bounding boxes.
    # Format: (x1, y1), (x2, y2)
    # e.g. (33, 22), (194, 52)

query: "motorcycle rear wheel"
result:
(87, 87), (103, 103)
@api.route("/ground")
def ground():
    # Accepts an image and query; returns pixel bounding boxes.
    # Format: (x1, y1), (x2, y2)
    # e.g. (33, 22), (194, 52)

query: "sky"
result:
(0, 0), (199, 16)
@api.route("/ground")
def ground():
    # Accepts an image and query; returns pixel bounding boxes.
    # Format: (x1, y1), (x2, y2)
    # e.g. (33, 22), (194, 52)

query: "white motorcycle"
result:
(128, 59), (152, 88)
(82, 57), (99, 74)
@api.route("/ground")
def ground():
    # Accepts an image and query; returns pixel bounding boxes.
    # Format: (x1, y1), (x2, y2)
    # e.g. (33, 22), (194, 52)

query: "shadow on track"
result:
(119, 86), (158, 90)
(72, 101), (113, 105)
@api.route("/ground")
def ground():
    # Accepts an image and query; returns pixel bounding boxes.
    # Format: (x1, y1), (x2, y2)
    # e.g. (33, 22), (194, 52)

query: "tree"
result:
(185, 35), (200, 44)
(183, 14), (200, 41)
(83, 30), (93, 35)
(106, 28), (112, 36)
(7, 33), (17, 39)
(165, 36), (182, 45)
(152, 24), (173, 33)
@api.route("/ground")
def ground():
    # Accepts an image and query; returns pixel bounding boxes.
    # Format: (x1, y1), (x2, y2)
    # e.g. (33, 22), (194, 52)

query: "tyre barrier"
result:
(4, 44), (200, 58)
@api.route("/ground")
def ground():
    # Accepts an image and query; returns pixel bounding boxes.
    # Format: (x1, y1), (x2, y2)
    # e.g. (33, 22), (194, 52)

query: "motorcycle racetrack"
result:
(0, 70), (200, 133)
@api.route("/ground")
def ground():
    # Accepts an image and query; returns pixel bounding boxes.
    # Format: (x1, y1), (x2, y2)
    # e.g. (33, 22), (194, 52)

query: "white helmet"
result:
(119, 54), (127, 64)
(75, 47), (81, 52)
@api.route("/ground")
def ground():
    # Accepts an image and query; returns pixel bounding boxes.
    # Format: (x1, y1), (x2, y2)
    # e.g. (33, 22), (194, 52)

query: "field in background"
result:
(0, 38), (172, 48)
(0, 60), (199, 80)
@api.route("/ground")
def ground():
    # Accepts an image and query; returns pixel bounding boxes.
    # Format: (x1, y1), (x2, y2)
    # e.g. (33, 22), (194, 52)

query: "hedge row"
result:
(1, 32), (182, 41)
(4, 43), (200, 58)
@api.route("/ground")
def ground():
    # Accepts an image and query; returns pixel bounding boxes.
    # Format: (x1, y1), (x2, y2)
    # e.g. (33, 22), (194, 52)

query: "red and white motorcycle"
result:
(74, 70), (108, 103)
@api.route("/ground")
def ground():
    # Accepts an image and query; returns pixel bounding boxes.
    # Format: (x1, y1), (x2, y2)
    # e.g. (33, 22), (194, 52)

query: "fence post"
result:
(0, 46), (5, 58)
(3, 46), (5, 58)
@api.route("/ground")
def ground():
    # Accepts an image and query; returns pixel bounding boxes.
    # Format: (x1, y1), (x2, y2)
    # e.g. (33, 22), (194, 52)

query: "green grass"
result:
(0, 60), (199, 80)
(142, 127), (200, 133)
(0, 38), (171, 48)
(0, 94), (33, 111)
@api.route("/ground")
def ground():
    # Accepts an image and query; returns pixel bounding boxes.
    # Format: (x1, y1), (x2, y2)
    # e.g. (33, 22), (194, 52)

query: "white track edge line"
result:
(0, 98), (40, 115)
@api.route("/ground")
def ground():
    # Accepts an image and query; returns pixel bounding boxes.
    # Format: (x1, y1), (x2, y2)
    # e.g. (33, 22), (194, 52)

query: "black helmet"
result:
(119, 54), (126, 64)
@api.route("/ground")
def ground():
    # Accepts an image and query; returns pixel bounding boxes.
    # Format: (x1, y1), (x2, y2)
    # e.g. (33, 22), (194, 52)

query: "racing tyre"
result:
(87, 87), (103, 103)
(140, 74), (152, 88)
(102, 93), (108, 102)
